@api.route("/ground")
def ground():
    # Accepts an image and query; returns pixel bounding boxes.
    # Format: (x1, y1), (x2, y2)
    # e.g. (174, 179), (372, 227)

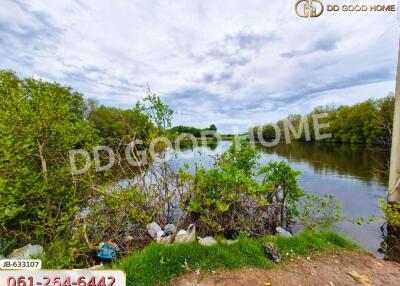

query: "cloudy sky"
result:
(0, 0), (399, 133)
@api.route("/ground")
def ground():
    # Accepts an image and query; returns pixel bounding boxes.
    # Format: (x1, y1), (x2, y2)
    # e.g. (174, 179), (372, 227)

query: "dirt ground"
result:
(170, 250), (400, 286)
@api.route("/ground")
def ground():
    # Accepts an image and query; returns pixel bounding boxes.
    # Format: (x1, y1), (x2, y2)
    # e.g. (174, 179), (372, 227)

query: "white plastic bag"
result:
(147, 222), (162, 239)
(8, 244), (44, 259)
(276, 226), (292, 237)
(155, 230), (165, 242)
(198, 236), (217, 246)
(174, 224), (196, 243)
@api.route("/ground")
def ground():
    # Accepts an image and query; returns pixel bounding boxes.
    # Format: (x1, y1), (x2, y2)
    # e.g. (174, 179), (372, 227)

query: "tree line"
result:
(168, 124), (217, 137)
(249, 93), (395, 145)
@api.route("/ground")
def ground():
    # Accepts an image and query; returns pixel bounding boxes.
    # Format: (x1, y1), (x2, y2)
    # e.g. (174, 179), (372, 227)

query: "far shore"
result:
(178, 136), (392, 147)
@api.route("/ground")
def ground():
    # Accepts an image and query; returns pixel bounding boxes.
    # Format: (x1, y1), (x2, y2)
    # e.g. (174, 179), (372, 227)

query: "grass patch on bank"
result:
(115, 231), (361, 286)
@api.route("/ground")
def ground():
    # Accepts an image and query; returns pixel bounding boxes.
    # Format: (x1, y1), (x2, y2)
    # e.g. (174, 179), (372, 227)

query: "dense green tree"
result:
(209, 124), (217, 131)
(248, 124), (279, 142)
(136, 88), (174, 131)
(325, 97), (394, 144)
(168, 125), (202, 137)
(89, 105), (155, 148)
(169, 124), (221, 137)
(0, 71), (100, 245)
(83, 97), (99, 119)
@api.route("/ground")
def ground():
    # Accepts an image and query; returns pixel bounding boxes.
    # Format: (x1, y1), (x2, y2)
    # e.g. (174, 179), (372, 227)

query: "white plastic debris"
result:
(276, 226), (292, 237)
(174, 224), (196, 243)
(147, 222), (162, 239)
(198, 236), (218, 246)
(155, 230), (165, 242)
(8, 244), (44, 259)
(163, 224), (177, 235)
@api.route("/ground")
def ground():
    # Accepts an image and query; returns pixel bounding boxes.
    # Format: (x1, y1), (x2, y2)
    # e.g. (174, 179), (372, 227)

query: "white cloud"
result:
(0, 0), (398, 132)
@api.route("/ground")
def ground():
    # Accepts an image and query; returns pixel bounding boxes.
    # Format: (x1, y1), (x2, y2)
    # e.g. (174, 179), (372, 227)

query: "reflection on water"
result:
(179, 141), (219, 152)
(170, 141), (391, 256)
(255, 142), (390, 187)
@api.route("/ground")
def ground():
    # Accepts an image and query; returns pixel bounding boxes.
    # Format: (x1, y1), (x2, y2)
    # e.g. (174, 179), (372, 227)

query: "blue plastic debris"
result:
(97, 244), (118, 259)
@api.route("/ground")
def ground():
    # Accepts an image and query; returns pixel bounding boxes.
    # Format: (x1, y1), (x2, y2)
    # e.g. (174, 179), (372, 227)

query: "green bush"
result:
(0, 71), (100, 254)
(258, 160), (304, 216)
(180, 140), (304, 236)
(41, 233), (94, 269)
(296, 194), (345, 230)
(380, 199), (400, 227)
(83, 187), (153, 245)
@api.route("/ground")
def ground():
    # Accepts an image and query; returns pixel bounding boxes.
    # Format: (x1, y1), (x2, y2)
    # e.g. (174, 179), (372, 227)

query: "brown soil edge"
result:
(169, 250), (400, 286)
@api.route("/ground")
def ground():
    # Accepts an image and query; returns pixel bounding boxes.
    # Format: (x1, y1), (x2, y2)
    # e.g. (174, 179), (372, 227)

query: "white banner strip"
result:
(0, 270), (126, 286)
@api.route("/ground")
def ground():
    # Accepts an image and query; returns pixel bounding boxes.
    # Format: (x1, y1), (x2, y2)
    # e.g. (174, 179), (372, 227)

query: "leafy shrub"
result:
(258, 161), (304, 218)
(83, 188), (153, 246)
(180, 140), (304, 237)
(296, 194), (379, 230)
(380, 199), (400, 227)
(41, 233), (92, 269)
(296, 194), (345, 230)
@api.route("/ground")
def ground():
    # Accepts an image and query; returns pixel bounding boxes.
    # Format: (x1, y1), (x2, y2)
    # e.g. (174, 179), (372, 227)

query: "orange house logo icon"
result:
(295, 0), (324, 17)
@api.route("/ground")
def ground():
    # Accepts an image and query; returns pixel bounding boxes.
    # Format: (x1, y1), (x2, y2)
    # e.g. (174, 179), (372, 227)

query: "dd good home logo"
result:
(295, 0), (324, 17)
(295, 0), (396, 17)
(327, 4), (396, 12)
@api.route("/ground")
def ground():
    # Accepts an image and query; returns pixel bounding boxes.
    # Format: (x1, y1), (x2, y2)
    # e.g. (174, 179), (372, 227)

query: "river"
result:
(166, 140), (391, 256)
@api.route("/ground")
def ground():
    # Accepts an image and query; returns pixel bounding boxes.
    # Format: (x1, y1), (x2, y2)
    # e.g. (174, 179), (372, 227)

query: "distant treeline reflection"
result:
(255, 142), (390, 186)
(176, 140), (390, 187)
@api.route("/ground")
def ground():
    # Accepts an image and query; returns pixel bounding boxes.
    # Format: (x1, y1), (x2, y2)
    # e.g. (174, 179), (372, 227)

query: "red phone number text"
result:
(6, 276), (116, 286)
